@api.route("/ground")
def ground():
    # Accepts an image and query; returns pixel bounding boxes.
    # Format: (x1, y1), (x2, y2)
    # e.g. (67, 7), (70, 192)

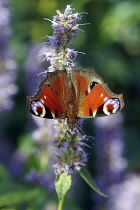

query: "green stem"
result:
(57, 198), (65, 210)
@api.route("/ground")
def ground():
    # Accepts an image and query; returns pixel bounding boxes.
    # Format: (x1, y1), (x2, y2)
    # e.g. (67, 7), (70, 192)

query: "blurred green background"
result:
(9, 0), (140, 170)
(0, 0), (140, 209)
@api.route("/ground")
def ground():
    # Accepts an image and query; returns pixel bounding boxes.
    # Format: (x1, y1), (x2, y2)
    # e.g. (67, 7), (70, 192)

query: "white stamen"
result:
(77, 51), (85, 55)
(78, 23), (90, 26)
(44, 18), (58, 26)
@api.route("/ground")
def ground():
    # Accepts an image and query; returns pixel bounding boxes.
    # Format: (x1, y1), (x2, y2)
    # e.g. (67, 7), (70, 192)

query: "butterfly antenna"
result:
(75, 123), (86, 136)
(75, 123), (94, 146)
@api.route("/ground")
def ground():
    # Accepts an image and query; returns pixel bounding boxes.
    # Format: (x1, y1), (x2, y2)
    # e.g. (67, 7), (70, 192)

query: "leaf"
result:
(79, 167), (108, 198)
(0, 183), (41, 207)
(54, 173), (72, 201)
(0, 164), (10, 182)
(0, 208), (17, 210)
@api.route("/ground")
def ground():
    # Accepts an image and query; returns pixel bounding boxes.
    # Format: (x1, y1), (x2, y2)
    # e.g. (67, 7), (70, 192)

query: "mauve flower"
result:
(107, 174), (140, 210)
(26, 5), (88, 189)
(0, 0), (17, 111)
(0, 0), (10, 27)
(52, 120), (88, 175)
(41, 5), (82, 72)
(92, 113), (127, 210)
(25, 169), (55, 192)
(25, 44), (51, 96)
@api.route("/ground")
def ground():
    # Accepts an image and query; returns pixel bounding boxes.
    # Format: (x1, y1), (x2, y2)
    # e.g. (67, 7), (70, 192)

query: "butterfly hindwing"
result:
(28, 71), (67, 119)
(28, 69), (124, 123)
(72, 69), (124, 118)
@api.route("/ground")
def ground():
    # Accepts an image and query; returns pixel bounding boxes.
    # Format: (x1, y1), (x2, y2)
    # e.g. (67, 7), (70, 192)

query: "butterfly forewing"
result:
(28, 71), (68, 119)
(72, 69), (124, 118)
(28, 69), (124, 123)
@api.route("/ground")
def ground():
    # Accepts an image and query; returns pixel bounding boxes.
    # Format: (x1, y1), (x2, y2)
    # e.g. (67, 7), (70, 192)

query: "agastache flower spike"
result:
(34, 5), (90, 177)
(0, 1), (17, 111)
(42, 5), (82, 72)
(26, 6), (108, 209)
(52, 120), (88, 175)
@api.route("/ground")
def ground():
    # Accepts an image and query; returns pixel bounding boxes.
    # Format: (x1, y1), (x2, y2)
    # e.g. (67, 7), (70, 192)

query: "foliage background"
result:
(0, 0), (140, 209)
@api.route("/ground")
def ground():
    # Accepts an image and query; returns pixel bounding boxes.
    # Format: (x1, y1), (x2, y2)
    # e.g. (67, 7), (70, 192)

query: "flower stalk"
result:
(27, 5), (107, 210)
(40, 6), (90, 208)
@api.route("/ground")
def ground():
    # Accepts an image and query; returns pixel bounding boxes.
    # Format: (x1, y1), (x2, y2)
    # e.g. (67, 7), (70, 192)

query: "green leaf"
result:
(0, 164), (10, 182)
(79, 167), (108, 198)
(54, 173), (72, 201)
(0, 208), (17, 210)
(0, 183), (41, 207)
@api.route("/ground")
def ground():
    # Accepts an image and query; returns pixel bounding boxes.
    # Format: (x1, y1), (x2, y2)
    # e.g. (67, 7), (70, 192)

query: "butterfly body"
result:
(27, 69), (124, 124)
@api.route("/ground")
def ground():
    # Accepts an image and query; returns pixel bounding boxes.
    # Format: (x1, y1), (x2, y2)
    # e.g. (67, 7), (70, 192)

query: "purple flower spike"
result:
(52, 120), (89, 175)
(0, 1), (17, 111)
(42, 5), (83, 72)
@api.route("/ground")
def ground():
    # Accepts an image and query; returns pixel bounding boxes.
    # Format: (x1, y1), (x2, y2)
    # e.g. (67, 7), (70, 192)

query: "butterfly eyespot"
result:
(30, 101), (46, 117)
(90, 82), (98, 90)
(47, 85), (53, 89)
(103, 98), (120, 115)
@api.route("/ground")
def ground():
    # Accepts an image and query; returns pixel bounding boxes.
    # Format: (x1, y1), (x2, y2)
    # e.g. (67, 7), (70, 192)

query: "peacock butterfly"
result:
(27, 69), (124, 125)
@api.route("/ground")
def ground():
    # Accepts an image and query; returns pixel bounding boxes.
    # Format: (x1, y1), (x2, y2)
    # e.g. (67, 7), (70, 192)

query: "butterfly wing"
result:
(27, 70), (68, 119)
(72, 69), (124, 118)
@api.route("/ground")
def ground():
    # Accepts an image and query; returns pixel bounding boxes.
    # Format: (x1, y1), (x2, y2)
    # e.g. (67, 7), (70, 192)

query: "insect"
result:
(27, 69), (124, 126)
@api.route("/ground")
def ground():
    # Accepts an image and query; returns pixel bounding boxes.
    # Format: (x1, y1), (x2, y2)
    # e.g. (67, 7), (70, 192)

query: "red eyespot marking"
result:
(106, 100), (116, 112)
(30, 101), (45, 117)
(28, 69), (124, 123)
(104, 98), (120, 115)
(39, 86), (64, 116)
(80, 85), (109, 115)
(35, 104), (44, 115)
